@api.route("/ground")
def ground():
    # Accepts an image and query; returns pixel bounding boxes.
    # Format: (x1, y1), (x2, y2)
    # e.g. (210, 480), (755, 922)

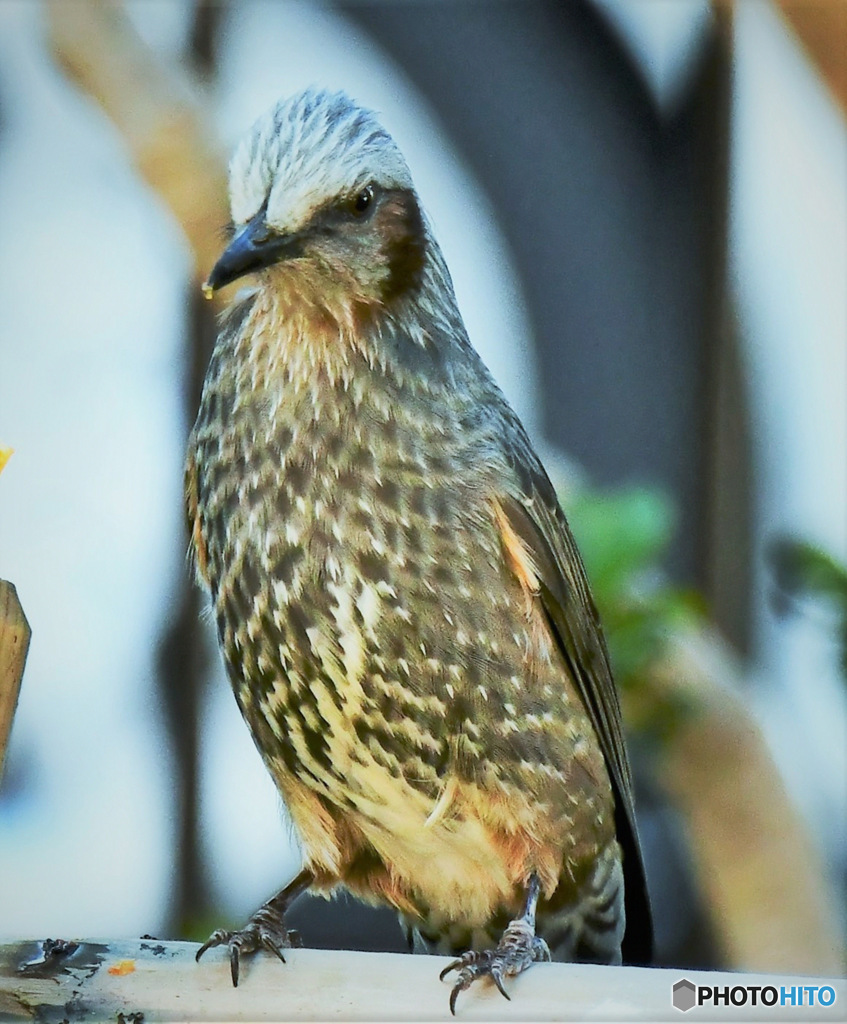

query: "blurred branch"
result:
(566, 481), (844, 974)
(0, 583), (30, 783)
(769, 537), (847, 680)
(146, 0), (227, 944)
(650, 627), (845, 974)
(775, 0), (847, 119)
(45, 0), (229, 295)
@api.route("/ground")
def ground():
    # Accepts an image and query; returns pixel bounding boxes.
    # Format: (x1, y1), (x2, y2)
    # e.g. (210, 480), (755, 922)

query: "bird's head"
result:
(204, 89), (427, 313)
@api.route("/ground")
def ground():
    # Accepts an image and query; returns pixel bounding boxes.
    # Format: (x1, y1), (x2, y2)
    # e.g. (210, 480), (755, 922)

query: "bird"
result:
(186, 87), (652, 1012)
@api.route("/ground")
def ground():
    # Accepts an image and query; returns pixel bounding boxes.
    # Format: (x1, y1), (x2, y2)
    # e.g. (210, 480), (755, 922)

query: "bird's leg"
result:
(196, 868), (312, 986)
(439, 872), (551, 1015)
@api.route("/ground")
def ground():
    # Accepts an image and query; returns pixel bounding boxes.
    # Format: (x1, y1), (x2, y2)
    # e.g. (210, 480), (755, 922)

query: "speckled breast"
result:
(193, 355), (485, 793)
(189, 322), (616, 921)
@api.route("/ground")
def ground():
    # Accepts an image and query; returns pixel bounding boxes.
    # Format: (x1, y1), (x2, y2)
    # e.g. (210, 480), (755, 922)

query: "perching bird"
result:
(187, 88), (652, 1011)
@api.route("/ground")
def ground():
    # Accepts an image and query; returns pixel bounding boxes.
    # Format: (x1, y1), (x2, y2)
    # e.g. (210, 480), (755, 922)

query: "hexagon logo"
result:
(673, 979), (697, 1012)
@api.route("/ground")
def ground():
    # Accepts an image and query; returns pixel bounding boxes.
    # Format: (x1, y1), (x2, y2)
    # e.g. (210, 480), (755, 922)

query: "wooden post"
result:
(45, 0), (229, 295)
(0, 582), (30, 783)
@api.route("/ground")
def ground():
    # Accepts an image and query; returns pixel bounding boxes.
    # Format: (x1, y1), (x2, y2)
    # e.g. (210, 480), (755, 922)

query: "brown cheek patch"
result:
(376, 189), (426, 302)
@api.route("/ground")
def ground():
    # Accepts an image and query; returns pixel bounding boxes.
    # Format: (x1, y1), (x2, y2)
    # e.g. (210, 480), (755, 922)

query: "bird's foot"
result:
(439, 918), (550, 1015)
(196, 904), (299, 987)
(196, 871), (311, 987)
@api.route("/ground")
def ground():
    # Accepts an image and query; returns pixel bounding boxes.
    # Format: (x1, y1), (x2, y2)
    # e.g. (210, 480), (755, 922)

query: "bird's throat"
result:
(237, 277), (384, 395)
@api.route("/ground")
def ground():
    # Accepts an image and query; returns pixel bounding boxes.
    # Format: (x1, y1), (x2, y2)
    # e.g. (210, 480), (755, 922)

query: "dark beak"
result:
(202, 210), (303, 298)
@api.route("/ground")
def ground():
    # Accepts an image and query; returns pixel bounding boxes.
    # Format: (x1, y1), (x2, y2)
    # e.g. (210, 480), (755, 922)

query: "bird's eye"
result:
(349, 185), (375, 217)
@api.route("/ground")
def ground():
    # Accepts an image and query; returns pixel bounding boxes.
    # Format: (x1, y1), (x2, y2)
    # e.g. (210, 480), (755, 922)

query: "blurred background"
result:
(0, 0), (845, 975)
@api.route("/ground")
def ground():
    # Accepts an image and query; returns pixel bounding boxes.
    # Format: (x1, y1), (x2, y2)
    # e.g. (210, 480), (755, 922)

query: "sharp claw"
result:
(491, 968), (511, 1002)
(449, 982), (462, 1016)
(263, 938), (286, 964)
(440, 958), (462, 981)
(196, 931), (225, 963)
(230, 944), (240, 988)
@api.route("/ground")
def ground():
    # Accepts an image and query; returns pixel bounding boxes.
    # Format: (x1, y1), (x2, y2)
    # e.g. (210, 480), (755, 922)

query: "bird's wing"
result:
(494, 433), (653, 964)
